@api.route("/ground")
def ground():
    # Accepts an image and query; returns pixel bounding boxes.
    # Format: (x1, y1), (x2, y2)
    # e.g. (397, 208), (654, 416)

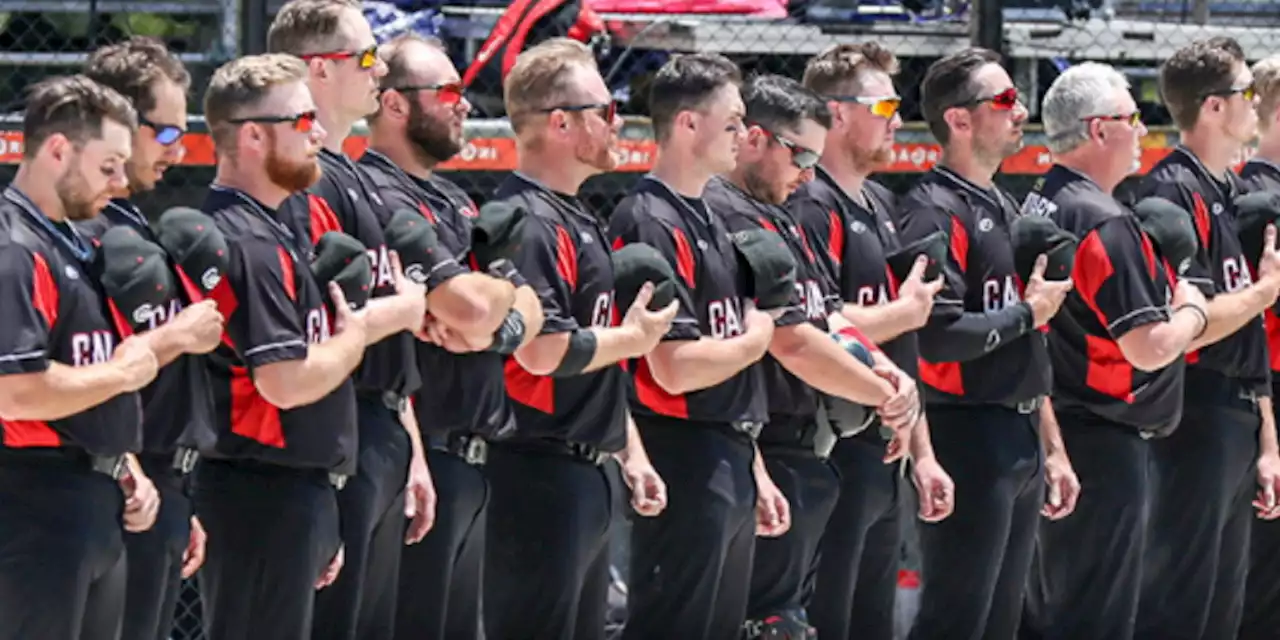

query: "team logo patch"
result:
(201, 267), (222, 291)
(850, 221), (868, 234)
(978, 218), (995, 232)
(1177, 257), (1192, 275)
(132, 303), (156, 326)
(64, 265), (79, 279)
(404, 263), (428, 284)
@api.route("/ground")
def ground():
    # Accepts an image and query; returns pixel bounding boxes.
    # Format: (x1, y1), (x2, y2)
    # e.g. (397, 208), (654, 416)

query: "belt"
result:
(732, 420), (764, 439)
(428, 432), (488, 466)
(1004, 396), (1044, 415)
(330, 473), (348, 490)
(0, 447), (127, 480)
(92, 454), (127, 480)
(198, 457), (349, 490)
(494, 438), (612, 466)
(358, 390), (407, 413)
(757, 420), (829, 459)
(173, 448), (200, 475)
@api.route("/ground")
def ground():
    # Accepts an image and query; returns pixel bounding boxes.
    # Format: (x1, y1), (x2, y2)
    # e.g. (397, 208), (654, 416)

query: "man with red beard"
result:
(196, 53), (427, 640)
(359, 34), (545, 640)
(705, 73), (924, 639)
(483, 37), (677, 639)
(79, 37), (226, 640)
(895, 49), (1078, 639)
(266, 4), (453, 639)
(0, 74), (160, 640)
(791, 43), (955, 640)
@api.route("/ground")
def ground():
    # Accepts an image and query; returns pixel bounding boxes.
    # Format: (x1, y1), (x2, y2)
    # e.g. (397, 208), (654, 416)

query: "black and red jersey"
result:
(1022, 165), (1184, 434)
(896, 167), (1052, 405)
(492, 173), (627, 452)
(607, 176), (767, 426)
(200, 186), (357, 474)
(789, 166), (920, 377)
(1238, 158), (1280, 377)
(706, 176), (839, 425)
(0, 186), (141, 456)
(1133, 147), (1271, 394)
(279, 148), (419, 399)
(358, 150), (515, 440)
(72, 198), (216, 455)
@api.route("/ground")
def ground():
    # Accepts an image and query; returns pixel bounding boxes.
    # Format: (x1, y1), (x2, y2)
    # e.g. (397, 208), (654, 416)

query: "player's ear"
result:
(675, 109), (697, 136)
(942, 106), (969, 137)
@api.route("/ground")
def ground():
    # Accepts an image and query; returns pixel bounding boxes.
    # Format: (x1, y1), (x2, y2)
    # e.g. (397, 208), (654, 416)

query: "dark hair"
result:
(83, 37), (191, 117)
(742, 74), (831, 133)
(648, 53), (743, 142)
(802, 42), (900, 97)
(920, 47), (1002, 145)
(1160, 37), (1247, 130)
(22, 74), (138, 159)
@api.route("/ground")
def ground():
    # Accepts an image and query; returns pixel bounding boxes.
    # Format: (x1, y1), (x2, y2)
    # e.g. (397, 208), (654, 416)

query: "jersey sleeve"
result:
(1074, 218), (1171, 340)
(608, 201), (701, 341)
(513, 215), (579, 335)
(224, 238), (308, 370)
(1139, 177), (1216, 292)
(0, 244), (52, 375)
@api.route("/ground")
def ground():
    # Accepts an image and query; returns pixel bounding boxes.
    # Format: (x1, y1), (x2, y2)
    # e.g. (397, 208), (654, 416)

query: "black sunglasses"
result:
(751, 123), (820, 170)
(138, 115), (184, 146)
(536, 101), (617, 123)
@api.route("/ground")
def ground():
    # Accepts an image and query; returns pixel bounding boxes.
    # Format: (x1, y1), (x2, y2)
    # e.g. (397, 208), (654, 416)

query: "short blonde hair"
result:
(204, 54), (308, 153)
(502, 38), (598, 134)
(268, 0), (361, 56)
(1254, 55), (1280, 132)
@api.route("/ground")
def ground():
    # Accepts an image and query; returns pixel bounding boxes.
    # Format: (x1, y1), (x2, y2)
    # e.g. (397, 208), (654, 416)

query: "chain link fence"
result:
(3, 1), (1280, 638)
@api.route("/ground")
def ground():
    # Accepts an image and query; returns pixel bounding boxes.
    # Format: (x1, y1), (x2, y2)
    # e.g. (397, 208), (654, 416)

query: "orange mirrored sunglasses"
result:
(301, 45), (378, 70)
(828, 94), (902, 119)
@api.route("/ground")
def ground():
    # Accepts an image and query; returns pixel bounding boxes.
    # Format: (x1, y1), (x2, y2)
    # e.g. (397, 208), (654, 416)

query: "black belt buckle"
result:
(570, 442), (609, 466)
(461, 436), (488, 466)
(1240, 388), (1260, 406)
(1015, 397), (1043, 415)
(92, 455), (126, 480)
(734, 420), (764, 439)
(329, 473), (348, 490)
(172, 448), (199, 475)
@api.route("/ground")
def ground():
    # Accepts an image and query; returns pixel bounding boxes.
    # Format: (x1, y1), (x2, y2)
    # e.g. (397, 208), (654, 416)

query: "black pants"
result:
(1242, 382), (1280, 640)
(122, 455), (192, 640)
(746, 446), (840, 625)
(1136, 396), (1259, 640)
(1022, 414), (1151, 640)
(483, 441), (617, 640)
(315, 399), (411, 640)
(193, 459), (341, 640)
(909, 404), (1043, 640)
(0, 459), (127, 640)
(623, 417), (758, 640)
(809, 429), (902, 640)
(394, 448), (488, 640)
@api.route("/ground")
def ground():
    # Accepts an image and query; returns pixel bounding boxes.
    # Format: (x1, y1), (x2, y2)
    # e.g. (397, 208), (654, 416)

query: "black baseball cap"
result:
(154, 206), (230, 301)
(1010, 214), (1077, 283)
(730, 227), (798, 310)
(820, 328), (878, 432)
(471, 200), (528, 269)
(312, 231), (373, 311)
(1132, 196), (1199, 277)
(383, 208), (442, 286)
(97, 225), (177, 335)
(1235, 191), (1280, 266)
(885, 230), (948, 283)
(611, 242), (677, 313)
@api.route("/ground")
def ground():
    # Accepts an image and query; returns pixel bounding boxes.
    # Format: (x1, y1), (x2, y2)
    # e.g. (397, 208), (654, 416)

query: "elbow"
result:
(254, 378), (306, 411)
(428, 279), (504, 331)
(645, 354), (693, 396)
(514, 340), (561, 377)
(768, 325), (808, 361)
(1119, 342), (1177, 373)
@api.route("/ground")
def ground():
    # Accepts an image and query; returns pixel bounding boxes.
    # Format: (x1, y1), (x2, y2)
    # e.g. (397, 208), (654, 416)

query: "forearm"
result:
(841, 298), (919, 344)
(0, 362), (132, 421)
(429, 274), (517, 338)
(1121, 308), (1205, 371)
(258, 332), (365, 409)
(362, 297), (419, 344)
(770, 323), (894, 405)
(909, 415), (937, 460)
(751, 442), (771, 486)
(1038, 397), (1066, 456)
(1192, 283), (1277, 350)
(400, 401), (426, 461)
(917, 302), (1034, 362)
(613, 412), (651, 467)
(648, 333), (766, 395)
(1260, 396), (1278, 457)
(139, 323), (188, 367)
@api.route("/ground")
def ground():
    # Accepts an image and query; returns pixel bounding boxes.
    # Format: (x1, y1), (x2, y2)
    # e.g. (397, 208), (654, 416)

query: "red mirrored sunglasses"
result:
(389, 82), (466, 105)
(226, 110), (318, 133)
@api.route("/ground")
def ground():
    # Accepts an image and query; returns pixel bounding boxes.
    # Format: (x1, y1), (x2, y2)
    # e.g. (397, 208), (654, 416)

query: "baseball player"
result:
(265, 4), (441, 638)
(359, 34), (545, 640)
(480, 37), (675, 639)
(1239, 54), (1280, 640)
(1130, 38), (1280, 640)
(607, 53), (786, 640)
(0, 75), (160, 640)
(1018, 62), (1209, 639)
(196, 54), (426, 640)
(895, 48), (1079, 639)
(78, 37), (225, 640)
(703, 73), (922, 638)
(791, 43), (955, 640)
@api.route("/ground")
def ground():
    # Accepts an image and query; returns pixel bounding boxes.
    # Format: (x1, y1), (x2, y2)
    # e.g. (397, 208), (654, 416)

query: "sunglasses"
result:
(830, 94), (902, 119)
(537, 101), (617, 123)
(389, 82), (466, 106)
(226, 110), (318, 133)
(1206, 82), (1257, 102)
(139, 115), (184, 146)
(301, 45), (379, 70)
(963, 87), (1020, 111)
(752, 123), (820, 170)
(1083, 110), (1143, 127)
